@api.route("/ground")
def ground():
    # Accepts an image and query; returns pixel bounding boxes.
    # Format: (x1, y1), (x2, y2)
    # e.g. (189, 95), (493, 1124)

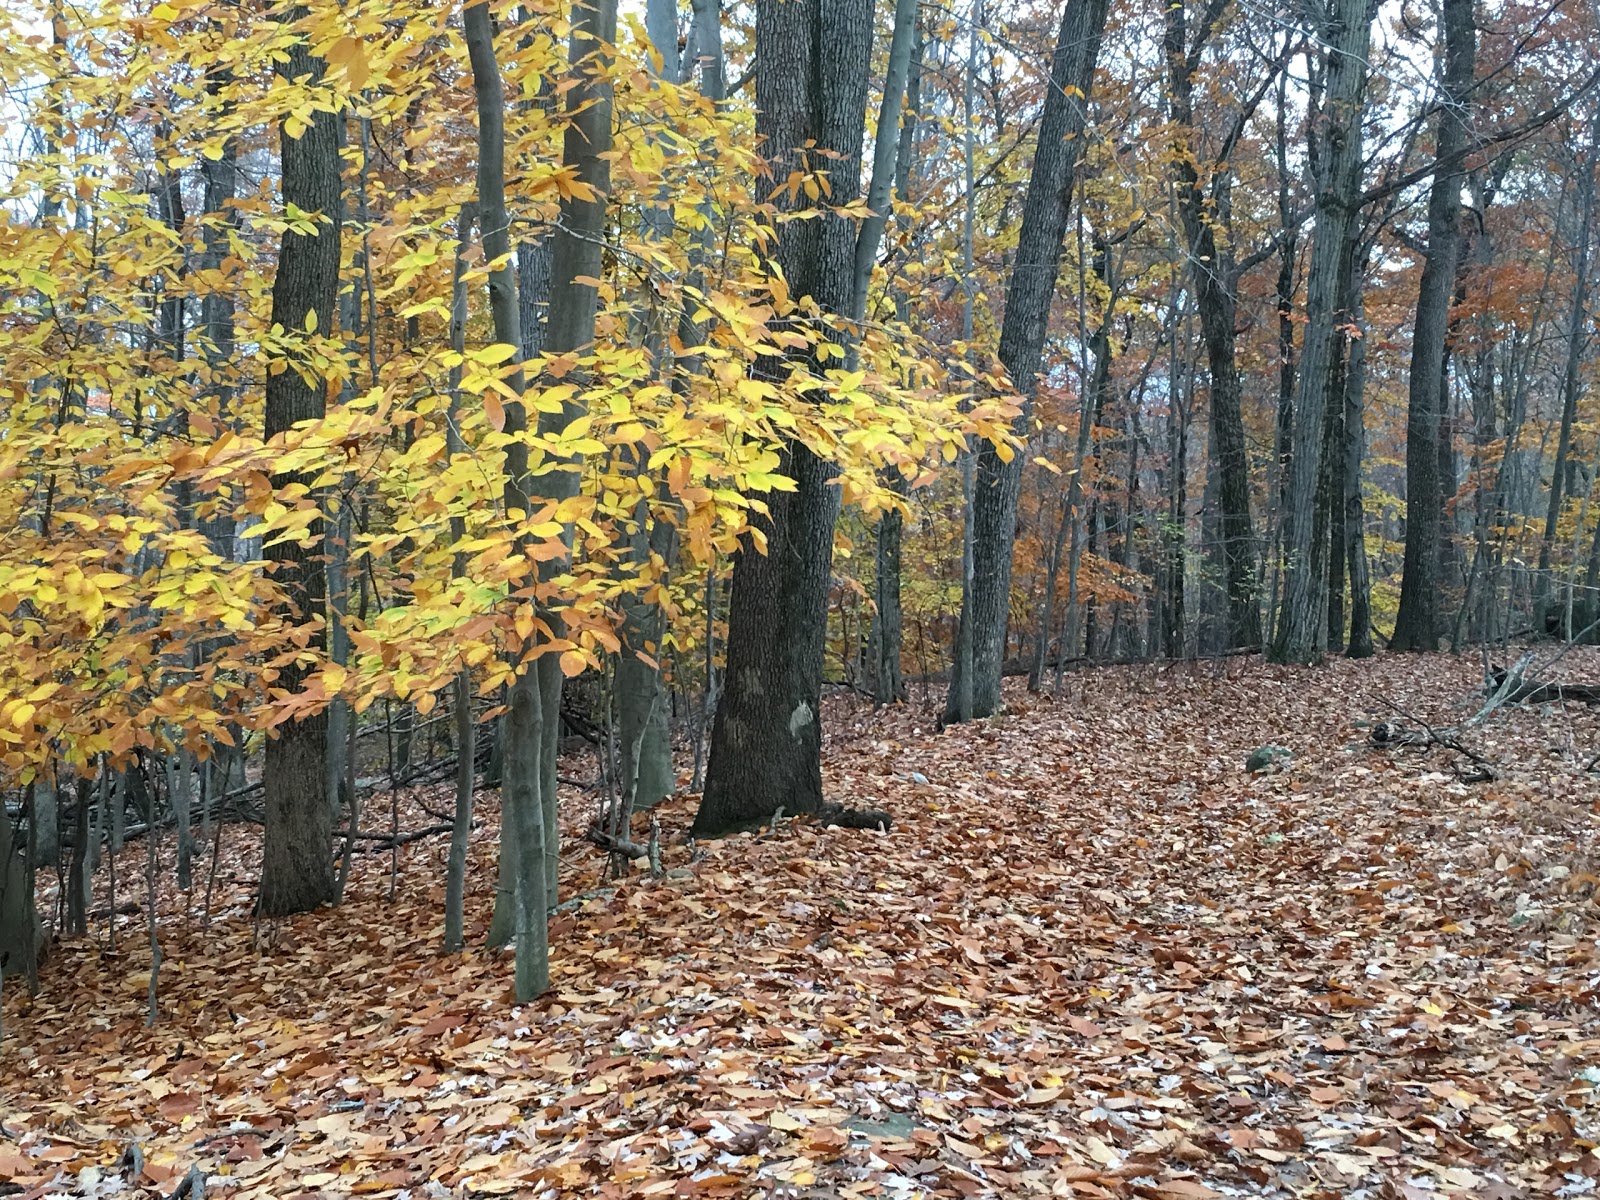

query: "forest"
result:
(2, 0), (1600, 1192)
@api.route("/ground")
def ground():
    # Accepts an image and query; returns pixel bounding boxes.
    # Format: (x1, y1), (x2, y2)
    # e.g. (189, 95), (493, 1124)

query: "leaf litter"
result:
(3, 650), (1600, 1199)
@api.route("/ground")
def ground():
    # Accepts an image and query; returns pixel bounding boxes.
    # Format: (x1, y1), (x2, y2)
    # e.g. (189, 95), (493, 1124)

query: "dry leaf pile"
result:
(3, 650), (1600, 1199)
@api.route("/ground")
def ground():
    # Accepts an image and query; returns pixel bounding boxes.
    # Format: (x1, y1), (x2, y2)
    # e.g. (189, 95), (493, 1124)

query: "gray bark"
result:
(1273, 0), (1372, 663)
(1392, 0), (1475, 651)
(1537, 109), (1598, 623)
(464, 0), (550, 1001)
(445, 205), (477, 953)
(945, 0), (1111, 722)
(0, 802), (41, 981)
(1165, 0), (1260, 651)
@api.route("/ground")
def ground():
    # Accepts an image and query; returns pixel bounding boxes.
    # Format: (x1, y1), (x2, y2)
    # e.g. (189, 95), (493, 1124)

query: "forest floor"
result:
(3, 649), (1600, 1200)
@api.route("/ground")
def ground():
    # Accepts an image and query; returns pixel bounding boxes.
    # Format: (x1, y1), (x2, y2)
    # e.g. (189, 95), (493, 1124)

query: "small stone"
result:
(666, 868), (694, 880)
(845, 1112), (919, 1140)
(1245, 745), (1294, 773)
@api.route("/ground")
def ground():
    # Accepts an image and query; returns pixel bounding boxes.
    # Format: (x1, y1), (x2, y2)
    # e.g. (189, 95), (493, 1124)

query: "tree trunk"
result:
(1272, 0), (1370, 663)
(464, 0), (550, 1000)
(1343, 248), (1375, 657)
(693, 0), (873, 835)
(1536, 108), (1598, 624)
(613, 0), (684, 824)
(444, 205), (477, 954)
(258, 7), (340, 917)
(1391, 0), (1474, 652)
(945, 0), (1111, 722)
(871, 14), (922, 706)
(485, 0), (618, 942)
(0, 803), (41, 980)
(1166, 1), (1260, 651)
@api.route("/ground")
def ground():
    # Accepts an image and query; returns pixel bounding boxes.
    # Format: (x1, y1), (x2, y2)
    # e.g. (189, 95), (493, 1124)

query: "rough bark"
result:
(1392, 0), (1475, 651)
(258, 8), (340, 917)
(1343, 250), (1375, 658)
(945, 0), (1111, 722)
(693, 0), (873, 835)
(871, 15), (923, 706)
(1273, 0), (1371, 663)
(1166, 0), (1260, 651)
(0, 803), (41, 980)
(1537, 109), (1598, 625)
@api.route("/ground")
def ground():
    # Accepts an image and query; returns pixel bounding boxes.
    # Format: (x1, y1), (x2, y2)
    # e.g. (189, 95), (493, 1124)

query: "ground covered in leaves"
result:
(4, 650), (1600, 1199)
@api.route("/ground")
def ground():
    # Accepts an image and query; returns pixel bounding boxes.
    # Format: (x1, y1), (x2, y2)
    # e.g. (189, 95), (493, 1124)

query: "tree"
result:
(692, 0), (875, 835)
(945, 0), (1111, 724)
(1391, 0), (1476, 652)
(1163, 0), (1265, 653)
(1272, 0), (1373, 663)
(485, 0), (618, 945)
(465, 0), (550, 1001)
(257, 5), (342, 918)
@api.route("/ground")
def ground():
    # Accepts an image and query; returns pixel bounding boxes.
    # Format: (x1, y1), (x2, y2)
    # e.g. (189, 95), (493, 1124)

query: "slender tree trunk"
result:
(951, 0), (981, 723)
(945, 0), (1111, 722)
(258, 6), (340, 916)
(464, 0), (550, 1000)
(1536, 109), (1599, 624)
(444, 205), (477, 954)
(615, 0), (682, 823)
(1165, 1), (1260, 651)
(1343, 249), (1375, 657)
(1392, 0), (1475, 651)
(871, 15), (923, 706)
(485, 0), (618, 941)
(693, 0), (873, 834)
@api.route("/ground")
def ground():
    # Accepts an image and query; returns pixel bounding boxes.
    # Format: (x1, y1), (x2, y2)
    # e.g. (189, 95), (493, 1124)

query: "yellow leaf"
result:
(559, 649), (587, 678)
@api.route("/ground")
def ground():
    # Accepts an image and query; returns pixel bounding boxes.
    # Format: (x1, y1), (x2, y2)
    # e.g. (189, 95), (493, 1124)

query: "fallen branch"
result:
(1370, 696), (1499, 781)
(583, 823), (650, 860)
(339, 823), (458, 852)
(168, 1165), (205, 1200)
(1485, 668), (1600, 707)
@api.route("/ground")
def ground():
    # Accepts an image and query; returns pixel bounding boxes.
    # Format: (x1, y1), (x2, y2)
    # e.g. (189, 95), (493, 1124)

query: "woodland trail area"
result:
(4, 651), (1600, 1200)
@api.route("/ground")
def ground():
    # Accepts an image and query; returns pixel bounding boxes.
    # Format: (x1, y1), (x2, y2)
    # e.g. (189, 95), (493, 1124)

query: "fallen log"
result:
(1487, 668), (1600, 706)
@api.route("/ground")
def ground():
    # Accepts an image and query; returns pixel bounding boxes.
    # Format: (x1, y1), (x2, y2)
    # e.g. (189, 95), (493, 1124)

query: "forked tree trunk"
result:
(258, 6), (340, 917)
(1273, 0), (1371, 663)
(486, 0), (618, 943)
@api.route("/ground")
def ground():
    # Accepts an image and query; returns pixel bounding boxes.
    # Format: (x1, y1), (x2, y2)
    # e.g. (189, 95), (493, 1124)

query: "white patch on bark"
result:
(788, 701), (814, 737)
